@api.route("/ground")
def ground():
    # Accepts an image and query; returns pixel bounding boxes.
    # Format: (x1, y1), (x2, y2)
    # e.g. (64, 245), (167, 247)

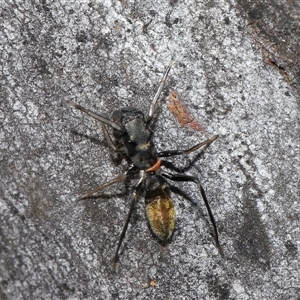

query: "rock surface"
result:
(1, 0), (299, 299)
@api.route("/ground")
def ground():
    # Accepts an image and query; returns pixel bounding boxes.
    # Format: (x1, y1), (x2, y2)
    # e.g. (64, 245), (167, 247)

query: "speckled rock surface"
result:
(1, 0), (299, 299)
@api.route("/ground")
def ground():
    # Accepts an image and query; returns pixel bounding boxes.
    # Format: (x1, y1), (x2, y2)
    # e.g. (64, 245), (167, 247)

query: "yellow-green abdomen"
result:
(146, 197), (175, 241)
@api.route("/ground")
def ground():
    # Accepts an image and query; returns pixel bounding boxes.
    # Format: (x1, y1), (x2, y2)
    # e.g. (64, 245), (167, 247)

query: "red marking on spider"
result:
(145, 159), (162, 172)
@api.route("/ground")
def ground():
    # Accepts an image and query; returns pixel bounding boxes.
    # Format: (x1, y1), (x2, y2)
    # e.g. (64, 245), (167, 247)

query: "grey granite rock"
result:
(0, 0), (299, 299)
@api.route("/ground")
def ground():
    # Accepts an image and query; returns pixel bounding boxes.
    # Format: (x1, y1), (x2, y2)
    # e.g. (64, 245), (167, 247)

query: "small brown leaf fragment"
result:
(167, 91), (205, 132)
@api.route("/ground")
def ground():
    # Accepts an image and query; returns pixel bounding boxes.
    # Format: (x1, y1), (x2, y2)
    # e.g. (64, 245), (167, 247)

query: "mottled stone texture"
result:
(0, 0), (299, 299)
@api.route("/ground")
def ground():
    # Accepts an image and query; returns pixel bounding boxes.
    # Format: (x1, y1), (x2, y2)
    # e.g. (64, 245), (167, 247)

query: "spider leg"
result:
(78, 165), (134, 200)
(158, 135), (218, 157)
(161, 171), (222, 256)
(113, 171), (146, 263)
(148, 59), (173, 122)
(67, 100), (123, 131)
(101, 122), (128, 153)
(101, 122), (128, 164)
(101, 123), (118, 152)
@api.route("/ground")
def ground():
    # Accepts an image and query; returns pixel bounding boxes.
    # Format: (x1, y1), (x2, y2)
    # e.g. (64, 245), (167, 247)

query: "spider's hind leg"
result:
(162, 171), (222, 256)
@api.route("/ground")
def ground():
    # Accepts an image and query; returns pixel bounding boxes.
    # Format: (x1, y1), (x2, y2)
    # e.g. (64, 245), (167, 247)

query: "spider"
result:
(67, 59), (221, 262)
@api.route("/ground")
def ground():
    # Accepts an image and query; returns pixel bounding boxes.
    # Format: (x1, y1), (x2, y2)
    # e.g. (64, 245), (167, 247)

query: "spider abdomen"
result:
(146, 194), (175, 241)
